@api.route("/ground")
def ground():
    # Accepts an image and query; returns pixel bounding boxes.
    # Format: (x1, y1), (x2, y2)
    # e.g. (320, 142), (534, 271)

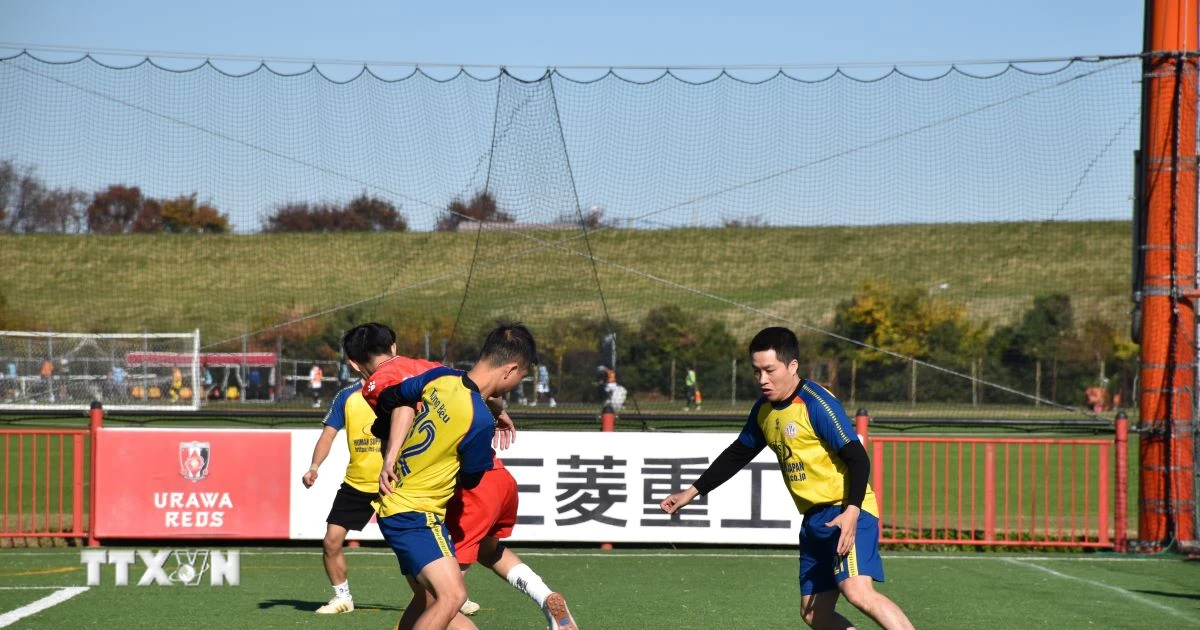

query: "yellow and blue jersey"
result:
(373, 366), (495, 519)
(321, 383), (383, 493)
(737, 380), (879, 517)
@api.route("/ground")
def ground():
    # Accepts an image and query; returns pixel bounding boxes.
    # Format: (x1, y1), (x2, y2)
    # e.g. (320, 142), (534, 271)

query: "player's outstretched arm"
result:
(660, 486), (700, 514)
(302, 425), (339, 488)
(379, 405), (415, 495)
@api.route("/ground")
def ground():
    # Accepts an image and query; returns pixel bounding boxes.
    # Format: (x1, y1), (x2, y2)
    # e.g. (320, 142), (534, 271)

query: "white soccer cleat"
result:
(460, 598), (481, 615)
(543, 592), (579, 630)
(315, 595), (354, 614)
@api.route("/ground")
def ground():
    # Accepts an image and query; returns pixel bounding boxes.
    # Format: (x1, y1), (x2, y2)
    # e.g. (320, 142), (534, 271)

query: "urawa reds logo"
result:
(179, 441), (211, 483)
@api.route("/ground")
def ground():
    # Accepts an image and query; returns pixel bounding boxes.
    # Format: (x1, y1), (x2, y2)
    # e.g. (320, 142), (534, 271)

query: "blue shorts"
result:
(798, 504), (885, 595)
(378, 511), (457, 577)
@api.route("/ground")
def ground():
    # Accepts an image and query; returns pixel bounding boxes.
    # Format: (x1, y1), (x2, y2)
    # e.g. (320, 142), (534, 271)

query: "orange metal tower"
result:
(1137, 0), (1198, 549)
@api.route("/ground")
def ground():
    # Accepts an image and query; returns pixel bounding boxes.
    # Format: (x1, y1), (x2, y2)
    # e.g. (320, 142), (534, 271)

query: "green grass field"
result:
(0, 547), (1197, 629)
(0, 221), (1130, 343)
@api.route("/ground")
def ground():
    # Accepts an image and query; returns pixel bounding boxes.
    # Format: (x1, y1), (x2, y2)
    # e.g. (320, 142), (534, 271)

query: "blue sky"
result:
(0, 1), (1141, 70)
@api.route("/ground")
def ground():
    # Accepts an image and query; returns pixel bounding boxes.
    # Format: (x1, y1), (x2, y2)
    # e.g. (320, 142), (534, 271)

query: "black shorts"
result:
(326, 482), (377, 531)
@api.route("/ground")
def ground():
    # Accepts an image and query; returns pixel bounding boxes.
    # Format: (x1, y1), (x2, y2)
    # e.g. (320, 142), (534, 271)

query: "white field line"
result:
(0, 586), (88, 628)
(1003, 558), (1200, 626)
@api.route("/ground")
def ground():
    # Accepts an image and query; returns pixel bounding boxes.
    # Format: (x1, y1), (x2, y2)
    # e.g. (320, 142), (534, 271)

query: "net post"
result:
(600, 403), (615, 550)
(1114, 411), (1129, 552)
(855, 408), (870, 445)
(87, 400), (103, 548)
(600, 403), (615, 433)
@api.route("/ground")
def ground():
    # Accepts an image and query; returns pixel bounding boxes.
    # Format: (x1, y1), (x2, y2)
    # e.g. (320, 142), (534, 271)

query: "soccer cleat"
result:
(315, 595), (354, 614)
(542, 592), (579, 630)
(460, 598), (481, 615)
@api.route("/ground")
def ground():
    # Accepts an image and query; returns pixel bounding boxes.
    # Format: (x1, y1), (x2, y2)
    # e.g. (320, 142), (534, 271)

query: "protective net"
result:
(0, 51), (1142, 416)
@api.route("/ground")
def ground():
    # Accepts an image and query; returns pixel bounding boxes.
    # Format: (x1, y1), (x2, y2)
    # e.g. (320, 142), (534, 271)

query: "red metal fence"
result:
(859, 412), (1131, 549)
(0, 428), (89, 539)
(0, 403), (101, 542)
(1, 406), (1131, 549)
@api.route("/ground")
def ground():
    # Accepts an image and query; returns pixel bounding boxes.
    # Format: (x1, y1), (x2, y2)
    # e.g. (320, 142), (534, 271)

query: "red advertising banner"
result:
(94, 428), (291, 538)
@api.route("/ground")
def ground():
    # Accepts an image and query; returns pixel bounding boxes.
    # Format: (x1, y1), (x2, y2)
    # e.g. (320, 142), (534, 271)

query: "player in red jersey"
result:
(444, 451), (579, 630)
(344, 321), (491, 618)
(342, 324), (442, 413)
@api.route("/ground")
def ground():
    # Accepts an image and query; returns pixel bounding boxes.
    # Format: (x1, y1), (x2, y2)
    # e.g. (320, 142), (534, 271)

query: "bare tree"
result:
(435, 191), (514, 231)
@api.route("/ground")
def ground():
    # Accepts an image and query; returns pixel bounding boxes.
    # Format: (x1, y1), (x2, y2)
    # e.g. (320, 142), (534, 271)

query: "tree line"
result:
(255, 282), (1134, 410)
(0, 161), (535, 234)
(2, 160), (624, 234)
(0, 161), (230, 234)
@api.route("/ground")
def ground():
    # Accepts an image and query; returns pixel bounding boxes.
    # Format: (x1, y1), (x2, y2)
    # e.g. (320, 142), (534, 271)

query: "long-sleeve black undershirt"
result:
(692, 439), (871, 509)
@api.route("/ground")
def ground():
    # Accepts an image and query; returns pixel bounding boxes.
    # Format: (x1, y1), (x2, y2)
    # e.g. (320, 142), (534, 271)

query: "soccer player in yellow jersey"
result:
(661, 327), (915, 630)
(301, 381), (380, 614)
(373, 323), (535, 630)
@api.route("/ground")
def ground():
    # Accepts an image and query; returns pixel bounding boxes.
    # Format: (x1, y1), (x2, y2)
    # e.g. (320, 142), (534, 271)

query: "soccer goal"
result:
(0, 330), (201, 412)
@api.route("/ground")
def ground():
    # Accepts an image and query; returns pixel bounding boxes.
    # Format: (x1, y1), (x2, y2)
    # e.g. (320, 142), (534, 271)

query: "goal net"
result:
(0, 330), (201, 411)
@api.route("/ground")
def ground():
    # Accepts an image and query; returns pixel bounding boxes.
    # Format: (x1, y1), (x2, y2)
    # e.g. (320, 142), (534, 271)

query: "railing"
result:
(0, 427), (89, 539)
(0, 402), (102, 542)
(860, 412), (1129, 548)
(0, 403), (1131, 548)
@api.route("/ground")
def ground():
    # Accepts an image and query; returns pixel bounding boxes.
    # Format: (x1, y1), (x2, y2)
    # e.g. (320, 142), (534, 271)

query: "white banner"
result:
(288, 430), (802, 545)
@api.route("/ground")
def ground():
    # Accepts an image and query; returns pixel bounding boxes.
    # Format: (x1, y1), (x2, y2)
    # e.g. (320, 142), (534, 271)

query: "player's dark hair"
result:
(341, 322), (396, 364)
(748, 326), (800, 367)
(479, 322), (538, 369)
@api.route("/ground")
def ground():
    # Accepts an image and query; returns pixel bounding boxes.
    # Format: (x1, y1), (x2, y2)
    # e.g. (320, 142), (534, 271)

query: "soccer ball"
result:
(176, 564), (196, 582)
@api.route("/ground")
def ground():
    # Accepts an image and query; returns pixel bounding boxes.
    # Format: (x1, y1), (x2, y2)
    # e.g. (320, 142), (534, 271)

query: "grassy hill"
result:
(0, 220), (1131, 346)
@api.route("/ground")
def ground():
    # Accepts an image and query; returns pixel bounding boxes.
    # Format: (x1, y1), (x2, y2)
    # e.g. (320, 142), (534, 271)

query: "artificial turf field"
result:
(0, 546), (1197, 629)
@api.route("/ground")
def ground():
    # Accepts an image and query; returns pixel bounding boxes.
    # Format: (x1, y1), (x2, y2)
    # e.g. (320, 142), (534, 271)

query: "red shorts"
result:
(446, 466), (518, 566)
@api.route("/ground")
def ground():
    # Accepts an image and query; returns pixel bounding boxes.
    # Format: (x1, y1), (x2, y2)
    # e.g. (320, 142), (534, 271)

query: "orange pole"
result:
(1138, 0), (1198, 549)
(983, 444), (996, 542)
(87, 401), (103, 547)
(600, 404), (615, 550)
(854, 408), (869, 445)
(1115, 412), (1129, 551)
(72, 434), (84, 537)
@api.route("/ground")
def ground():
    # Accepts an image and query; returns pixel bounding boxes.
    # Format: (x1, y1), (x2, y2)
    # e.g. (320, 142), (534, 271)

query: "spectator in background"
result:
(58, 358), (71, 401)
(2, 362), (16, 402)
(310, 363), (324, 408)
(40, 359), (54, 402)
(338, 361), (353, 388)
(109, 365), (127, 401)
(247, 368), (263, 400)
(596, 365), (614, 404)
(597, 365), (627, 411)
(168, 367), (184, 402)
(534, 363), (556, 408)
(685, 367), (698, 411)
(204, 368), (219, 400)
